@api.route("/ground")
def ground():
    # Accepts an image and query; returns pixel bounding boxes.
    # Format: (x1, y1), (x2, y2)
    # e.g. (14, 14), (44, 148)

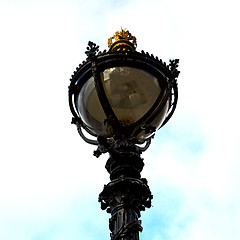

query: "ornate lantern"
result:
(68, 29), (179, 240)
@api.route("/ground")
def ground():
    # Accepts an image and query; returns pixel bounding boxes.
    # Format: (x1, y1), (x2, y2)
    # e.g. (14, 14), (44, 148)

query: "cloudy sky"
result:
(0, 0), (240, 239)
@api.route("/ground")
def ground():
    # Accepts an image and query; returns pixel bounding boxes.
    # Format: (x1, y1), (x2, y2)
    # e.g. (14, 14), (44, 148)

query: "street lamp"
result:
(68, 29), (179, 240)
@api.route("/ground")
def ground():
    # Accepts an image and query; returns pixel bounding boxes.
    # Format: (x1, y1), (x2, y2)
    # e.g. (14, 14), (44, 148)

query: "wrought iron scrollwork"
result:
(85, 41), (99, 60)
(169, 59), (180, 80)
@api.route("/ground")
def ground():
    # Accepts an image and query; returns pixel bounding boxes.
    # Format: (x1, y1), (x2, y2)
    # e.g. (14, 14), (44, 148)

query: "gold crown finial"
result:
(108, 28), (137, 51)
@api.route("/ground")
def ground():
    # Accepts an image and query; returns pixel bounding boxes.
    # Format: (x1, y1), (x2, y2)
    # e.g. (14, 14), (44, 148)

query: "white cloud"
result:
(0, 0), (239, 239)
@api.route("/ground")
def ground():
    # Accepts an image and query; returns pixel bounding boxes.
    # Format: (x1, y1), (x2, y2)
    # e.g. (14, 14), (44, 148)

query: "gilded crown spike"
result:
(108, 29), (137, 52)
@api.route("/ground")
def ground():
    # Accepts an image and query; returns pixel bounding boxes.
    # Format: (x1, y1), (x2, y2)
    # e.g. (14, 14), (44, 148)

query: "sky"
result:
(0, 0), (240, 239)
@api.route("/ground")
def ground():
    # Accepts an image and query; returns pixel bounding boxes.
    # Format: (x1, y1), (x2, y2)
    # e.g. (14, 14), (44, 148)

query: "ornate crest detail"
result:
(108, 28), (137, 51)
(169, 59), (180, 79)
(85, 41), (99, 60)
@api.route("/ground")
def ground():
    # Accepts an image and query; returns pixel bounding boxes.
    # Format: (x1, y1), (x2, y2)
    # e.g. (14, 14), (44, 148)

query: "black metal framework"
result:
(69, 42), (179, 152)
(68, 39), (179, 240)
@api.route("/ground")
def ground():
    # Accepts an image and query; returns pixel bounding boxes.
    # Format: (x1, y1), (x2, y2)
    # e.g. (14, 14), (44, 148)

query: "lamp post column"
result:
(98, 143), (152, 240)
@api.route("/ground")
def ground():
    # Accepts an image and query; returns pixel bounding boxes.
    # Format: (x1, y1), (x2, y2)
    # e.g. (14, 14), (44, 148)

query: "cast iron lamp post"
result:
(68, 29), (179, 240)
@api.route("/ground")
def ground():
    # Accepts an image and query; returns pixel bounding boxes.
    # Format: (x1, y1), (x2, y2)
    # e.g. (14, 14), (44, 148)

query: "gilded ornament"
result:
(108, 28), (137, 51)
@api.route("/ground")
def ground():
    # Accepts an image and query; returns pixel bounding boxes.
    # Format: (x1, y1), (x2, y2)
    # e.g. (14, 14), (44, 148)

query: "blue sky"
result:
(0, 0), (240, 239)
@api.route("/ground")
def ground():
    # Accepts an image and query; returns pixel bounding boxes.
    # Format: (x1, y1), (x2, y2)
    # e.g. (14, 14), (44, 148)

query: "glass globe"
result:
(76, 66), (168, 139)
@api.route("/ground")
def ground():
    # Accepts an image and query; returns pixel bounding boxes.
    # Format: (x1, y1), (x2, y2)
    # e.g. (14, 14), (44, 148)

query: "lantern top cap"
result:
(108, 28), (137, 51)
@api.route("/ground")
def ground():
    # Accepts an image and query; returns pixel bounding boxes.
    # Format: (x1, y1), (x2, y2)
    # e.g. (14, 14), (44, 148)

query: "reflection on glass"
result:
(101, 67), (161, 127)
(77, 77), (111, 136)
(137, 100), (169, 140)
